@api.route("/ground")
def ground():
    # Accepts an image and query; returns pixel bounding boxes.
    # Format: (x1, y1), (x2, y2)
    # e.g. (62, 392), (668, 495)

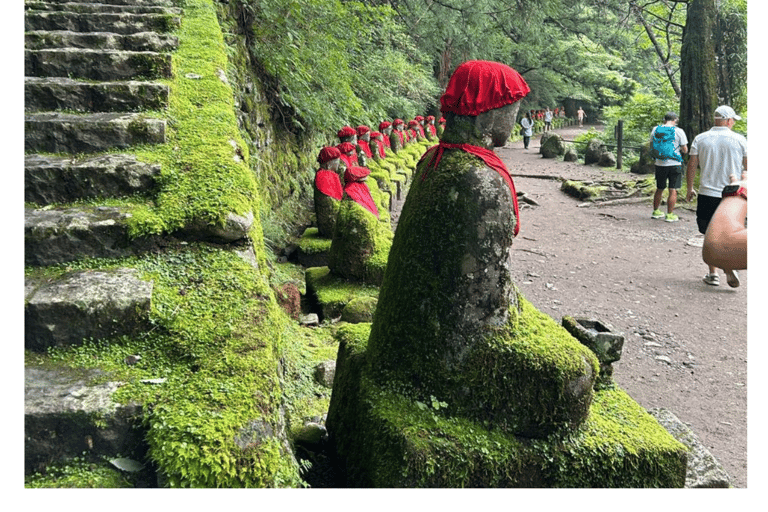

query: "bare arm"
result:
(702, 173), (747, 270)
(685, 154), (698, 201)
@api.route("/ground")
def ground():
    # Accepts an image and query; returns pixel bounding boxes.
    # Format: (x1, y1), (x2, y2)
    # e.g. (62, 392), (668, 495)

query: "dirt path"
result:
(493, 125), (747, 487)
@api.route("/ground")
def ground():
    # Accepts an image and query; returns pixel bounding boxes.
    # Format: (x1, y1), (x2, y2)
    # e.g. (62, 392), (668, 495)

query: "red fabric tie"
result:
(315, 170), (343, 200)
(357, 140), (373, 158)
(420, 142), (520, 236)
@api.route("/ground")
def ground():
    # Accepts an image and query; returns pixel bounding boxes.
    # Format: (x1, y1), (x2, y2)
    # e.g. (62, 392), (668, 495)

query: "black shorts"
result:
(696, 194), (722, 234)
(655, 165), (683, 190)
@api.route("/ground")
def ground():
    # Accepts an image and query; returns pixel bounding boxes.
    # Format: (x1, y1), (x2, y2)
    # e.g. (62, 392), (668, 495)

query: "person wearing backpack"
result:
(649, 112), (688, 222)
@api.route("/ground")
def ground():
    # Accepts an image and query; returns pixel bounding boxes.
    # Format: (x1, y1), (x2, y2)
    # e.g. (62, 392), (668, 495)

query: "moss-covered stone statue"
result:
(389, 118), (406, 153)
(326, 60), (687, 488)
(355, 125), (374, 164)
(327, 166), (391, 285)
(313, 146), (343, 238)
(425, 115), (438, 141)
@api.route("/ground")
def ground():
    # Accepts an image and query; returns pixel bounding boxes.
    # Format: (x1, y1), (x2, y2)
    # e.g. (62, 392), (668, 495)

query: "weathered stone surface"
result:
(584, 138), (607, 165)
(24, 11), (181, 35)
(26, 1), (182, 15)
(540, 133), (566, 158)
(599, 151), (617, 167)
(631, 142), (656, 175)
(314, 187), (340, 238)
(25, 30), (179, 52)
(294, 422), (327, 447)
(313, 360), (336, 388)
(362, 149), (597, 437)
(25, 112), (166, 153)
(340, 296), (378, 324)
(562, 317), (624, 365)
(26, 48), (172, 81)
(650, 408), (731, 488)
(328, 198), (391, 286)
(25, 268), (153, 350)
(25, 206), (140, 266)
(25, 77), (170, 113)
(25, 366), (146, 475)
(181, 211), (254, 243)
(25, 153), (159, 205)
(563, 145), (579, 162)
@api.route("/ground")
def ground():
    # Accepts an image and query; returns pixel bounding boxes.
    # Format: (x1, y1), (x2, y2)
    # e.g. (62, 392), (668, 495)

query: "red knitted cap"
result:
(415, 115), (424, 121)
(317, 146), (341, 164)
(426, 115), (435, 121)
(408, 120), (418, 127)
(337, 142), (356, 154)
(393, 118), (404, 126)
(370, 131), (382, 139)
(344, 166), (370, 183)
(378, 121), (392, 130)
(440, 60), (529, 116)
(337, 126), (356, 138)
(356, 125), (370, 136)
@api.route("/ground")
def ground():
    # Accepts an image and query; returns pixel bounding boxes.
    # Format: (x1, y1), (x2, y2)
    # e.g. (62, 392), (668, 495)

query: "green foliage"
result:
(602, 91), (679, 148)
(248, 0), (438, 137)
(25, 456), (134, 488)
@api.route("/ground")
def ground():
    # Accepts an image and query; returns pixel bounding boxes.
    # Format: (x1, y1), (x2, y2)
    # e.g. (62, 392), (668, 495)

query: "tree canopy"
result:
(241, 0), (747, 140)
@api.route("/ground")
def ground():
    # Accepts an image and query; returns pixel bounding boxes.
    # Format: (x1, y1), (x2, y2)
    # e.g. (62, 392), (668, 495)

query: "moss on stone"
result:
(299, 227), (332, 254)
(305, 266), (380, 319)
(328, 197), (392, 286)
(327, 323), (687, 488)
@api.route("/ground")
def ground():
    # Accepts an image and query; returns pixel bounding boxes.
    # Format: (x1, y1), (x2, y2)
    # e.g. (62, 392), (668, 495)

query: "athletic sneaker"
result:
(725, 270), (740, 288)
(703, 273), (720, 286)
(651, 209), (664, 219)
(664, 213), (679, 222)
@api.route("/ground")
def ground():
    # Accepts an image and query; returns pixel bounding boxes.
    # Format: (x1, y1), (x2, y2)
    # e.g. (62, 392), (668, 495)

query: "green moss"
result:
(25, 457), (134, 488)
(327, 330), (687, 487)
(305, 266), (380, 319)
(298, 227), (333, 254)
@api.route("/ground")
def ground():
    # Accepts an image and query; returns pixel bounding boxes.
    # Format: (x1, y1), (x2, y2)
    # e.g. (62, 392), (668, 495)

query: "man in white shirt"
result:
(686, 105), (748, 287)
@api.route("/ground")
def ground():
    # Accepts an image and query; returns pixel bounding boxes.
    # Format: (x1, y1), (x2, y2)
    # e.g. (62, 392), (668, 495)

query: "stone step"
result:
(38, 0), (175, 6)
(25, 366), (148, 476)
(25, 11), (180, 35)
(25, 77), (170, 113)
(25, 30), (179, 52)
(25, 268), (154, 350)
(26, 1), (182, 15)
(24, 206), (152, 266)
(25, 112), (166, 153)
(25, 48), (172, 81)
(25, 153), (160, 205)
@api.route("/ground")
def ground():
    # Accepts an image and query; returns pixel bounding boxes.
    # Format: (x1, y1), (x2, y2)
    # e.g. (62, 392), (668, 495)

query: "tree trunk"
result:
(679, 0), (718, 142)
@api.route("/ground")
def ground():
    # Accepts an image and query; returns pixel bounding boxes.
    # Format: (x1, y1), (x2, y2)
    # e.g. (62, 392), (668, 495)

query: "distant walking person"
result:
(544, 108), (553, 132)
(650, 112), (688, 222)
(520, 111), (534, 149)
(686, 105), (747, 288)
(577, 107), (586, 127)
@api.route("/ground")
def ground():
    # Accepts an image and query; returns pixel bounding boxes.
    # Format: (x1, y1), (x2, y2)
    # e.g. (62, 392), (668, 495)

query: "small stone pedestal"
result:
(562, 316), (624, 383)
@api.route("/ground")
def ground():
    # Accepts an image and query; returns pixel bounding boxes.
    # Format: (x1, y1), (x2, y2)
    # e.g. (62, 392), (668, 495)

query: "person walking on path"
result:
(577, 107), (586, 127)
(520, 112), (534, 150)
(544, 107), (553, 132)
(685, 105), (748, 288)
(650, 112), (688, 222)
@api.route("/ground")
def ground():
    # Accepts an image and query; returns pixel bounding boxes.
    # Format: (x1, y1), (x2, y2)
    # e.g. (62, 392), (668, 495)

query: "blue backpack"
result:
(651, 125), (683, 162)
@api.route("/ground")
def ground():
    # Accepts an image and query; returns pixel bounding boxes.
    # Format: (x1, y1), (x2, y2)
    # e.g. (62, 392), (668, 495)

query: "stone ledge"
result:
(649, 408), (731, 488)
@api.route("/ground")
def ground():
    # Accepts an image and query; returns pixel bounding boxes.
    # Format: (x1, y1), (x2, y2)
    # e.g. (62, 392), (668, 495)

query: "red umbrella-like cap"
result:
(317, 146), (341, 164)
(356, 125), (370, 136)
(337, 126), (356, 138)
(440, 60), (529, 116)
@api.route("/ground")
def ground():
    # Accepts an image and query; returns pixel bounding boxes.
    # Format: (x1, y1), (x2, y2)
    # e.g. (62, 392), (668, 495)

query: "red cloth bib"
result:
(420, 142), (520, 236)
(343, 167), (378, 218)
(315, 169), (343, 200)
(357, 140), (373, 158)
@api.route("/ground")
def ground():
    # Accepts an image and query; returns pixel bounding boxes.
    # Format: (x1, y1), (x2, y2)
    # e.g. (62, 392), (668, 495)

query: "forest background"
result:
(245, 0), (747, 148)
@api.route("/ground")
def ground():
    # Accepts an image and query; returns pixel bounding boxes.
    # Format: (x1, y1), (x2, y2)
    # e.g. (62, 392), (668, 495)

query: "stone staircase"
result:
(24, 0), (181, 476)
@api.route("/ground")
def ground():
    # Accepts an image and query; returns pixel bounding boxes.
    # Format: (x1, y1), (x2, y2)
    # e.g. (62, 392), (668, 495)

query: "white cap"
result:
(714, 105), (742, 120)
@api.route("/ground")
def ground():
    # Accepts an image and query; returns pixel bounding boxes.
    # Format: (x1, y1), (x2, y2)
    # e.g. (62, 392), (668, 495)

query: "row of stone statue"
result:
(313, 116), (444, 238)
